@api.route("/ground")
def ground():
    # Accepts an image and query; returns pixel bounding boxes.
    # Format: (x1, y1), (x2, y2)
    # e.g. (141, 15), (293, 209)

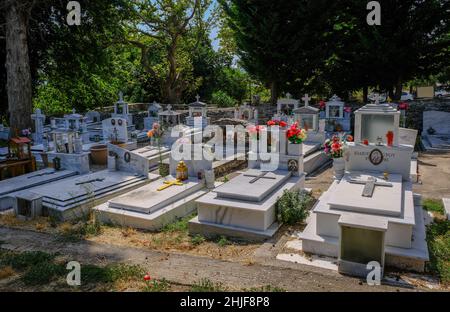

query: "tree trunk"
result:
(5, 0), (33, 134)
(363, 86), (368, 103)
(270, 81), (278, 105)
(394, 79), (403, 101)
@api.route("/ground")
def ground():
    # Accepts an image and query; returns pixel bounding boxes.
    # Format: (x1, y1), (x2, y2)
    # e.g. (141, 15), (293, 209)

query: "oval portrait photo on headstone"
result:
(369, 149), (384, 166)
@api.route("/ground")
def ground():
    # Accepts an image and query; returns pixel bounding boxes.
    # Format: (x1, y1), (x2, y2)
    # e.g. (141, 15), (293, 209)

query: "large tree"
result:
(1, 0), (34, 132)
(126, 0), (214, 104)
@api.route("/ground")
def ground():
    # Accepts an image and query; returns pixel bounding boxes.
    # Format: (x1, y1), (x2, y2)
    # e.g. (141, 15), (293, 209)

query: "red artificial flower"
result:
(331, 142), (341, 151)
(319, 100), (326, 109)
(267, 120), (276, 127)
(279, 121), (287, 128)
(346, 135), (354, 142)
(363, 139), (369, 145)
(144, 273), (151, 281)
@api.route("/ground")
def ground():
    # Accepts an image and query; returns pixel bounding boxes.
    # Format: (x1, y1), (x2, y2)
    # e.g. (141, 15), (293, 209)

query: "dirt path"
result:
(414, 152), (450, 199)
(0, 227), (417, 292)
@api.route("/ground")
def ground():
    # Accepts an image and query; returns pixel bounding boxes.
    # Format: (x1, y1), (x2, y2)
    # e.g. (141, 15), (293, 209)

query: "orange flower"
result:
(147, 130), (154, 138)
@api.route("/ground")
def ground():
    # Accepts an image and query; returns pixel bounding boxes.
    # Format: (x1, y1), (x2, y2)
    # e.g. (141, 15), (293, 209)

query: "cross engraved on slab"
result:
(348, 177), (393, 198)
(243, 171), (277, 184)
(75, 178), (105, 185)
(27, 171), (57, 179)
(157, 180), (184, 191)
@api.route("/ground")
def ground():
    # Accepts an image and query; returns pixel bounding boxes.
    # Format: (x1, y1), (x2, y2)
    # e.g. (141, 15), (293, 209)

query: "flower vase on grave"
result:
(108, 151), (117, 171)
(286, 122), (306, 156)
(287, 143), (303, 156)
(333, 157), (345, 180)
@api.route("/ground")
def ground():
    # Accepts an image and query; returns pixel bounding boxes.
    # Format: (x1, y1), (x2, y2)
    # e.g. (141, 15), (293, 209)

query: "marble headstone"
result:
(102, 117), (128, 143)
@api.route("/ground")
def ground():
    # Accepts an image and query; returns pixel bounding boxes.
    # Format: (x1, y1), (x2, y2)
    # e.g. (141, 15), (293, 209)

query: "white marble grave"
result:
(189, 128), (306, 241)
(95, 145), (214, 230)
(299, 102), (428, 277)
(185, 95), (210, 129)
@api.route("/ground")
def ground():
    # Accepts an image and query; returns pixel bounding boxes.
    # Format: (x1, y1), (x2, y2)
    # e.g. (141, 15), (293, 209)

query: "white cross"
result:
(286, 92), (292, 99)
(167, 104), (172, 111)
(118, 91), (124, 103)
(374, 93), (381, 105)
(302, 94), (311, 107)
(196, 94), (200, 102)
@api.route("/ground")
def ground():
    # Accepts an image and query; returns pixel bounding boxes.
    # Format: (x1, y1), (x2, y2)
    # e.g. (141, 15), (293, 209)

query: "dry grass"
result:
(0, 266), (15, 280)
(90, 226), (259, 261)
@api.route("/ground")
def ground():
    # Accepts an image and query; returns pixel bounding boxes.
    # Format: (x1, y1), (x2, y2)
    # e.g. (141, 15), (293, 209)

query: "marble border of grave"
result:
(107, 143), (149, 178)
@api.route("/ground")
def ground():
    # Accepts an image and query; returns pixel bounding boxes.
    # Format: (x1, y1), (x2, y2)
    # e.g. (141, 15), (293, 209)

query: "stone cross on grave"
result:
(373, 93), (381, 105)
(118, 91), (124, 103)
(286, 93), (292, 99)
(243, 171), (277, 184)
(349, 177), (393, 198)
(167, 104), (172, 111)
(302, 94), (311, 107)
(196, 94), (200, 102)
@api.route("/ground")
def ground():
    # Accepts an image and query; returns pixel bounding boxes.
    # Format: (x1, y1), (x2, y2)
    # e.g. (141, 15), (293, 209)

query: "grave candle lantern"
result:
(386, 131), (394, 147)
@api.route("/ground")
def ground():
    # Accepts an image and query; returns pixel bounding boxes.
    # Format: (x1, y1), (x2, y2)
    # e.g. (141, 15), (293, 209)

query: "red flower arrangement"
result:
(267, 120), (287, 128)
(398, 102), (409, 110)
(324, 135), (352, 159)
(286, 122), (307, 144)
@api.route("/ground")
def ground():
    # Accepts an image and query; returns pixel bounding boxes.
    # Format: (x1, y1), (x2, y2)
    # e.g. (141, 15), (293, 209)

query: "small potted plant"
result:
(324, 135), (352, 180)
(286, 122), (307, 156)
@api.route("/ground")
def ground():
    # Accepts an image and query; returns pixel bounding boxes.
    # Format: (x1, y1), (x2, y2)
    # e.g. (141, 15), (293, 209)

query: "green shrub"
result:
(191, 234), (205, 246)
(217, 236), (230, 247)
(423, 198), (445, 216)
(0, 250), (56, 270)
(211, 91), (235, 107)
(21, 262), (66, 286)
(275, 190), (313, 225)
(143, 278), (170, 292)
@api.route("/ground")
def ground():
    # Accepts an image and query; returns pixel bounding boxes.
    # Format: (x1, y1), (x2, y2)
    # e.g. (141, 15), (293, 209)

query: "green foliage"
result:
(143, 278), (171, 292)
(22, 262), (66, 286)
(191, 234), (206, 246)
(162, 214), (196, 233)
(191, 278), (226, 292)
(81, 263), (144, 284)
(426, 219), (450, 286)
(0, 250), (56, 270)
(58, 218), (103, 242)
(211, 90), (235, 107)
(423, 199), (446, 216)
(216, 236), (230, 247)
(275, 190), (313, 225)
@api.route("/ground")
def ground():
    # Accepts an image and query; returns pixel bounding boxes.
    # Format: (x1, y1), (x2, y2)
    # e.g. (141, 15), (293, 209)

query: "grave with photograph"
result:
(299, 100), (429, 277)
(189, 126), (306, 241)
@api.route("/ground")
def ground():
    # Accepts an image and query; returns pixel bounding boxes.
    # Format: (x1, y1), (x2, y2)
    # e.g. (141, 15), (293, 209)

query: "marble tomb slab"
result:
(0, 169), (78, 196)
(32, 171), (146, 202)
(214, 169), (292, 202)
(108, 177), (202, 214)
(327, 172), (403, 217)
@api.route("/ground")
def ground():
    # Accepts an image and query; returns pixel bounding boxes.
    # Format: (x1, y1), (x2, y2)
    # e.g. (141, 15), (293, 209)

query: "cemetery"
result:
(1, 0), (450, 295)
